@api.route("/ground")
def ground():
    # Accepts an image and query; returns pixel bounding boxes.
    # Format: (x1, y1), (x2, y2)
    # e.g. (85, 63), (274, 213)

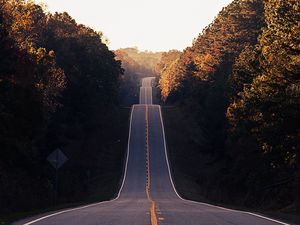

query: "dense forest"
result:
(1, 0), (299, 222)
(117, 47), (162, 76)
(159, 0), (300, 213)
(0, 0), (129, 220)
(115, 48), (162, 105)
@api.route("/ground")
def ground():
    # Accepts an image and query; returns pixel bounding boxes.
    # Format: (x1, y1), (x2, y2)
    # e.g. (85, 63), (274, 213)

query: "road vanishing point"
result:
(14, 77), (289, 225)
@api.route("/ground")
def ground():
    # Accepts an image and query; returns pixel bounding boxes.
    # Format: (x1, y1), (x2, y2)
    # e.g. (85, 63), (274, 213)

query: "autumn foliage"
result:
(159, 0), (300, 210)
(115, 48), (162, 105)
(0, 0), (124, 216)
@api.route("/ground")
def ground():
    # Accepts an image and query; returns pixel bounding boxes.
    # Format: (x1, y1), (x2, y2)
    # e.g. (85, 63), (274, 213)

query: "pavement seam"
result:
(145, 105), (158, 225)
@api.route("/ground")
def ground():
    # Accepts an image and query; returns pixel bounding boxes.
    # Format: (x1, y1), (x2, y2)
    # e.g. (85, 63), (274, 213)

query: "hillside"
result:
(0, 0), (128, 221)
(115, 48), (163, 105)
(158, 0), (300, 214)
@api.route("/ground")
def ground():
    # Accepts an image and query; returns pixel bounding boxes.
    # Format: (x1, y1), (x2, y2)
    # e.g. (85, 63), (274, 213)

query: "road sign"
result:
(47, 148), (68, 169)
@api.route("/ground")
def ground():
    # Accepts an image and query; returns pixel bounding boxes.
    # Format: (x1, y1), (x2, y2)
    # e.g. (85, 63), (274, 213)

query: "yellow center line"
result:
(145, 105), (158, 225)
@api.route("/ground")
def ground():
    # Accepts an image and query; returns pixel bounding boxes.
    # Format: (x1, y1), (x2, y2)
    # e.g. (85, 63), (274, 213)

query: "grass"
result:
(161, 106), (300, 225)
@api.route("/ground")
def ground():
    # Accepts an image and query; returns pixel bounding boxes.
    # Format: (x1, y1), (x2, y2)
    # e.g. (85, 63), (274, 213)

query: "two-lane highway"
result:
(14, 77), (289, 225)
(140, 77), (155, 104)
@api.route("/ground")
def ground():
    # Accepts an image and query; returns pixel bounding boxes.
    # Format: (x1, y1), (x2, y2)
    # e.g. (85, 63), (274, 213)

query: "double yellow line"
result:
(145, 106), (158, 225)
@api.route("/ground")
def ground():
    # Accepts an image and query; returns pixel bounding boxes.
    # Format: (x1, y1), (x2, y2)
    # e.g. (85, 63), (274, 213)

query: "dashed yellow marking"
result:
(145, 105), (158, 225)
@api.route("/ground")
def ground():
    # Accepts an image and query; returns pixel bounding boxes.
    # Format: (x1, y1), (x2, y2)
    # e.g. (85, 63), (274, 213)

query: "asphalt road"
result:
(140, 77), (155, 104)
(13, 77), (289, 225)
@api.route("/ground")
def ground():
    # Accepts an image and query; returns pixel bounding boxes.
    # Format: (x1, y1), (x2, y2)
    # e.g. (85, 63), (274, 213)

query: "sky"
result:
(36, 0), (233, 52)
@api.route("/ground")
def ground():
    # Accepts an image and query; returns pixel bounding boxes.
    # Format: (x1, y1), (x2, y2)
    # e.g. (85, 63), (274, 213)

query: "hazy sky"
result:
(37, 0), (233, 51)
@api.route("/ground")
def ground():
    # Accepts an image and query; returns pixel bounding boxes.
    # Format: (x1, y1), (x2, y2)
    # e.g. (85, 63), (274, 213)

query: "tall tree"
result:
(227, 0), (300, 207)
(0, 0), (123, 215)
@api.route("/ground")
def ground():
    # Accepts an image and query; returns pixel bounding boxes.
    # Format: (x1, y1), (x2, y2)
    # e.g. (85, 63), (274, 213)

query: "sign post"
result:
(47, 148), (68, 205)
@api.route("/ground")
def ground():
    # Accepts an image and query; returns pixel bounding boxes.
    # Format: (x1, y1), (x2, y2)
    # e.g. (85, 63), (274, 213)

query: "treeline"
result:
(0, 0), (126, 217)
(159, 0), (300, 210)
(117, 47), (162, 76)
(115, 48), (162, 105)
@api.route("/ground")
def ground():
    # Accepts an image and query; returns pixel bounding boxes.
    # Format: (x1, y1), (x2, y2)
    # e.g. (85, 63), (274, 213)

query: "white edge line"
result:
(139, 87), (142, 104)
(157, 105), (289, 225)
(23, 105), (135, 225)
(144, 87), (148, 105)
(150, 87), (153, 105)
(140, 77), (155, 105)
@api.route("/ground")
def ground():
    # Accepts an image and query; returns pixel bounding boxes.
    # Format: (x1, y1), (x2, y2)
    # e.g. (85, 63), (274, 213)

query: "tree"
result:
(0, 1), (123, 215)
(158, 0), (299, 209)
(227, 0), (300, 208)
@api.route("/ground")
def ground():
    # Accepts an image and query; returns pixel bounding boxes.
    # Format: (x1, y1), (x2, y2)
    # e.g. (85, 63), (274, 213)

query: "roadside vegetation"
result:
(0, 0), (130, 223)
(1, 0), (299, 223)
(115, 48), (162, 106)
(158, 0), (300, 221)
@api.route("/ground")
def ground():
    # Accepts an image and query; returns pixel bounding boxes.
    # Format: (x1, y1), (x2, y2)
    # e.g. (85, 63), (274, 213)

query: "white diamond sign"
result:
(47, 148), (68, 169)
